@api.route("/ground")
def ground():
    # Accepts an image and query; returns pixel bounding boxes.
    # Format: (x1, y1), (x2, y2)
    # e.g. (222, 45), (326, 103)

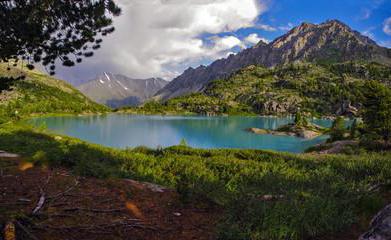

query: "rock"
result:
(259, 194), (285, 201)
(126, 179), (166, 193)
(0, 151), (20, 159)
(144, 182), (166, 193)
(335, 100), (359, 117)
(246, 125), (322, 139)
(298, 130), (320, 139)
(246, 128), (269, 134)
(317, 140), (358, 154)
(262, 100), (287, 114)
(359, 203), (391, 240)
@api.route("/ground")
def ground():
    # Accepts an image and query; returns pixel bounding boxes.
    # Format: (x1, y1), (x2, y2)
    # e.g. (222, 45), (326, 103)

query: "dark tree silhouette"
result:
(0, 0), (121, 75)
(362, 81), (391, 144)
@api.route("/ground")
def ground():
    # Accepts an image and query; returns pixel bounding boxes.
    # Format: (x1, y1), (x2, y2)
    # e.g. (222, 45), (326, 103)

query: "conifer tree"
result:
(329, 116), (345, 141)
(0, 0), (121, 75)
(362, 81), (391, 144)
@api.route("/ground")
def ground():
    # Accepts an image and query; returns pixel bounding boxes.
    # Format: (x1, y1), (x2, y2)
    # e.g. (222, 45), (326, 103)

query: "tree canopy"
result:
(329, 116), (345, 141)
(0, 0), (121, 75)
(362, 80), (391, 144)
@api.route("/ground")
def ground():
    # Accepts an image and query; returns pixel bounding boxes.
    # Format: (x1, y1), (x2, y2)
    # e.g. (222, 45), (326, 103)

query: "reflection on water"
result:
(29, 114), (334, 153)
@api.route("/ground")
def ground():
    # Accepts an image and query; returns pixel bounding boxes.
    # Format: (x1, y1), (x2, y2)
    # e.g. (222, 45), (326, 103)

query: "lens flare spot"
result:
(4, 222), (16, 240)
(126, 201), (144, 219)
(18, 162), (34, 171)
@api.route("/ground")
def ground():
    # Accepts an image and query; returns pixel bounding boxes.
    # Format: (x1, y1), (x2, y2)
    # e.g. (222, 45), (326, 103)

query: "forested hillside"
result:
(0, 64), (108, 123)
(137, 62), (391, 116)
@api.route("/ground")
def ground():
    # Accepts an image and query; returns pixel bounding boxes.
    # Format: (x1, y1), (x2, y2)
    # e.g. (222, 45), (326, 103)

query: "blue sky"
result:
(55, 0), (391, 84)
(231, 0), (391, 47)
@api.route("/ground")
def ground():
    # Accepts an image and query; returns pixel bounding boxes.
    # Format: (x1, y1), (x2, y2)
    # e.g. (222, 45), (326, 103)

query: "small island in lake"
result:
(246, 112), (326, 139)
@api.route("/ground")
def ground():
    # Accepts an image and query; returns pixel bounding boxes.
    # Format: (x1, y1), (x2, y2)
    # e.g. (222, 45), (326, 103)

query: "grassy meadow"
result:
(0, 123), (390, 239)
(0, 64), (108, 124)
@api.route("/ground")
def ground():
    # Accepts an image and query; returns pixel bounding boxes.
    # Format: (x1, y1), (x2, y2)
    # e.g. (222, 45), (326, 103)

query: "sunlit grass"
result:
(0, 123), (390, 239)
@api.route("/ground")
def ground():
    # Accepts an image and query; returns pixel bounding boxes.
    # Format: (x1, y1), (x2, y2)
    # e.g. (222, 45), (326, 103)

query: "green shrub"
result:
(30, 150), (48, 165)
(329, 117), (346, 141)
(1, 125), (390, 240)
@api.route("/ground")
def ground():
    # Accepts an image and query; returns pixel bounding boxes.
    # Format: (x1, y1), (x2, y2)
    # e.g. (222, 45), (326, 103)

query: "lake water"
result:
(30, 114), (334, 153)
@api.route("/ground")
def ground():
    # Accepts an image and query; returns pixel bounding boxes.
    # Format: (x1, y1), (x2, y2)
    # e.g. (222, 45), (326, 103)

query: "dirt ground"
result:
(0, 157), (221, 240)
(1, 154), (387, 240)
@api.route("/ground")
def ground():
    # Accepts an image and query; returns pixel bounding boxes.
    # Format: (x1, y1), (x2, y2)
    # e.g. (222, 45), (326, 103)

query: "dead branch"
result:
(31, 172), (52, 215)
(45, 173), (52, 185)
(48, 178), (79, 200)
(32, 190), (45, 215)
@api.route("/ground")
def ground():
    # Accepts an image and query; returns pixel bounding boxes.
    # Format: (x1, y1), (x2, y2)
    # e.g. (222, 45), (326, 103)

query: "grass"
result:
(0, 122), (390, 239)
(0, 64), (109, 124)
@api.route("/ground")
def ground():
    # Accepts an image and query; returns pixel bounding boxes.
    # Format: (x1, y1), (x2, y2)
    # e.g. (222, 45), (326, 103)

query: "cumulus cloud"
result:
(53, 0), (267, 83)
(210, 36), (246, 52)
(383, 17), (391, 35)
(244, 33), (270, 46)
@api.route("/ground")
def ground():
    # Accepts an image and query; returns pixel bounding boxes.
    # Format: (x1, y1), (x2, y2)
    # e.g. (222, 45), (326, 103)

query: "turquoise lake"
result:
(30, 114), (334, 153)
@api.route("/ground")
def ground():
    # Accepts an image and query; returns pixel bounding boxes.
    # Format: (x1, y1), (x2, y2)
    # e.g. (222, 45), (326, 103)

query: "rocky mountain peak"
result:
(296, 22), (316, 31)
(154, 20), (391, 100)
(322, 19), (349, 27)
(78, 73), (168, 108)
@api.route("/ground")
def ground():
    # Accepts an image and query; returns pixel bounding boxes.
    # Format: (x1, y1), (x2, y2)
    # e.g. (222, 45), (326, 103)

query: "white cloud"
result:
(362, 27), (376, 40)
(256, 24), (276, 31)
(244, 33), (270, 46)
(210, 36), (246, 52)
(53, 0), (267, 82)
(361, 9), (371, 20)
(383, 17), (391, 35)
(279, 22), (294, 31)
(358, 0), (385, 20)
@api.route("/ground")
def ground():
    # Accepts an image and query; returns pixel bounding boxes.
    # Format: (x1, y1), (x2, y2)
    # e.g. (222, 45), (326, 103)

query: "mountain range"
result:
(154, 20), (391, 100)
(77, 73), (168, 108)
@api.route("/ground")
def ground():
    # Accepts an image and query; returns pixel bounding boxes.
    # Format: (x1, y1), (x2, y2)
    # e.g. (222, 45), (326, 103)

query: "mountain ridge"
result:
(154, 19), (391, 100)
(0, 64), (107, 123)
(78, 72), (168, 108)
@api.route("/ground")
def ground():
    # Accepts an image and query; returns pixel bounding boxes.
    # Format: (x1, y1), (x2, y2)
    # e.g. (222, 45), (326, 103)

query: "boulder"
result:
(246, 128), (269, 134)
(335, 100), (359, 117)
(359, 203), (391, 240)
(0, 151), (20, 159)
(298, 130), (321, 139)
